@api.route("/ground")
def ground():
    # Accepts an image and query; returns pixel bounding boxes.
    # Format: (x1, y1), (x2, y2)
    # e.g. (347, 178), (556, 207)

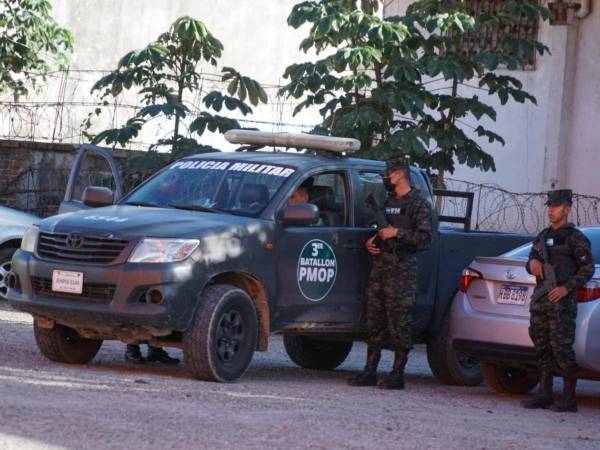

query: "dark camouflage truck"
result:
(7, 131), (531, 383)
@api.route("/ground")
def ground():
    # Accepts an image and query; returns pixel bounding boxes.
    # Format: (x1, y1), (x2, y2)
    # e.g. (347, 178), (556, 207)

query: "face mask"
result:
(383, 176), (395, 192)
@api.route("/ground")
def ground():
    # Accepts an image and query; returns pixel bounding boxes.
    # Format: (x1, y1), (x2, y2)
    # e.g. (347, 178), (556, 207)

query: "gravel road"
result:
(1, 303), (599, 450)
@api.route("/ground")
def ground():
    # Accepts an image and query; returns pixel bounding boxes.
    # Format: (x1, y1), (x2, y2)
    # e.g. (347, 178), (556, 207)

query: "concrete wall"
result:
(0, 1), (321, 151)
(561, 6), (600, 196)
(384, 1), (599, 196)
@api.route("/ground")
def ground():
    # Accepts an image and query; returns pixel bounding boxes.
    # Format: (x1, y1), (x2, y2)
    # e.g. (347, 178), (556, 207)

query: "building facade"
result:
(384, 0), (599, 197)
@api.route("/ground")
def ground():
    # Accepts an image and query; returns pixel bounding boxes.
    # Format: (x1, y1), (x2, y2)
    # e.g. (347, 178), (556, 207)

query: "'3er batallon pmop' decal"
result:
(297, 239), (337, 302)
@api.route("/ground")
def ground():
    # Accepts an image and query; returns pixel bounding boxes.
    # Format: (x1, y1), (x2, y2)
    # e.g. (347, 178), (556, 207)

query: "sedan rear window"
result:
(503, 228), (600, 263)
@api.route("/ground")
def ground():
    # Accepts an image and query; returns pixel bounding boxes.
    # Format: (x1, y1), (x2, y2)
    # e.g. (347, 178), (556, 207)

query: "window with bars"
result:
(457, 0), (540, 69)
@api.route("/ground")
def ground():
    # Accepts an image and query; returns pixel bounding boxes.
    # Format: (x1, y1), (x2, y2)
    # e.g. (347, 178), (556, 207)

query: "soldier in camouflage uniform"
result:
(348, 160), (433, 389)
(522, 189), (594, 412)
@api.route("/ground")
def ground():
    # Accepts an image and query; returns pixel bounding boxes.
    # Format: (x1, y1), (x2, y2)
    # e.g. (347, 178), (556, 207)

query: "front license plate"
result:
(497, 285), (528, 305)
(52, 270), (83, 294)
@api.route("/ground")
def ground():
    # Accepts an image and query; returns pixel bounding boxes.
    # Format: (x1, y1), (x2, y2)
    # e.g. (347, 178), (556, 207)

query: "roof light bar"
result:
(224, 129), (360, 154)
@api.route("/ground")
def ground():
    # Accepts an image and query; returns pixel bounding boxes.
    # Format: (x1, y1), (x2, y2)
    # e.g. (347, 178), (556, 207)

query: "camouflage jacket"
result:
(527, 223), (594, 293)
(386, 188), (433, 253)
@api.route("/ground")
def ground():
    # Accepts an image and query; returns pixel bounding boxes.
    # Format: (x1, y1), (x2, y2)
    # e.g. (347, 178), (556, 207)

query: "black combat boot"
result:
(551, 374), (578, 412)
(125, 344), (146, 364)
(521, 369), (554, 409)
(378, 351), (408, 390)
(146, 346), (180, 365)
(347, 345), (381, 386)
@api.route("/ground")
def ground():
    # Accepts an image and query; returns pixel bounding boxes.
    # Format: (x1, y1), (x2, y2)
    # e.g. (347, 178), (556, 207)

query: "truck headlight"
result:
(128, 238), (200, 263)
(21, 226), (39, 253)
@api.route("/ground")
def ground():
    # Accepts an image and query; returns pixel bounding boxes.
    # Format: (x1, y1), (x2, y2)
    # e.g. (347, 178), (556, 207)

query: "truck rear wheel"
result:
(183, 284), (258, 382)
(481, 363), (538, 394)
(283, 335), (352, 370)
(34, 320), (102, 364)
(426, 312), (483, 386)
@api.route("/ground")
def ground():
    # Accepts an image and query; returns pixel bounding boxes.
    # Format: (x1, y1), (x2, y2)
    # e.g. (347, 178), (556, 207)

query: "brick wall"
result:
(0, 140), (149, 217)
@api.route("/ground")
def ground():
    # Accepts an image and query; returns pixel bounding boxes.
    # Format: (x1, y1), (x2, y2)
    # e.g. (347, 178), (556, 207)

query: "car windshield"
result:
(122, 159), (296, 216)
(503, 228), (600, 263)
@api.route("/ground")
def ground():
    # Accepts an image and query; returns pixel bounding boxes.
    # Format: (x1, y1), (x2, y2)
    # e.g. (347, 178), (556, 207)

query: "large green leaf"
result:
(85, 16), (263, 152)
(279, 0), (549, 177)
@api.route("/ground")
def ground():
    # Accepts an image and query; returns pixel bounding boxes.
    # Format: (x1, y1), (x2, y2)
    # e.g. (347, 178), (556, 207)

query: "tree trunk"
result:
(173, 79), (184, 153)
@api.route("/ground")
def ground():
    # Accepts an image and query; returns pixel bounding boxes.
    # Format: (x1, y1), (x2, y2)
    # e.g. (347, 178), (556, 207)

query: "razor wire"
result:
(437, 178), (600, 233)
(0, 68), (316, 148)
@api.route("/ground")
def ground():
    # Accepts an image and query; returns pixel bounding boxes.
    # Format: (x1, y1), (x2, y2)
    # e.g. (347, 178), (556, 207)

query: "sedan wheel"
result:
(482, 362), (538, 394)
(0, 246), (18, 300)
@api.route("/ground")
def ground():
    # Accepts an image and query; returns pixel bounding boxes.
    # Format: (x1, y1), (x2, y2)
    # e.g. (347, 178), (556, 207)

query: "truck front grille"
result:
(31, 277), (116, 304)
(37, 232), (128, 264)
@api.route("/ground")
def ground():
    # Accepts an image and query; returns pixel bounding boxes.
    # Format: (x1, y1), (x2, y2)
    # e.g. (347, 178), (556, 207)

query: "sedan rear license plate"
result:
(498, 285), (529, 305)
(52, 270), (83, 294)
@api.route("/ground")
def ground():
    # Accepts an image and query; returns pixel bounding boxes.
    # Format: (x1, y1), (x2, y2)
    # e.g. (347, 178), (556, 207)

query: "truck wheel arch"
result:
(209, 272), (270, 351)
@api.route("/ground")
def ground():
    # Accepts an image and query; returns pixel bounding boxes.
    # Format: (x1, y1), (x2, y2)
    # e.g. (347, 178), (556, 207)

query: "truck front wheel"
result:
(34, 321), (102, 364)
(283, 335), (352, 370)
(426, 312), (483, 386)
(481, 363), (538, 394)
(183, 284), (258, 382)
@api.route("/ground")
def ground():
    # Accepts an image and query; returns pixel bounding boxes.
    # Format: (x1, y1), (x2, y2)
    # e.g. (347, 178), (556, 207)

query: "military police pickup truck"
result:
(7, 131), (531, 383)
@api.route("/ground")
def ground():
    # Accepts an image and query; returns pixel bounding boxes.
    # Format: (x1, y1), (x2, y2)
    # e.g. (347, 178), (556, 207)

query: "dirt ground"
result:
(1, 303), (600, 450)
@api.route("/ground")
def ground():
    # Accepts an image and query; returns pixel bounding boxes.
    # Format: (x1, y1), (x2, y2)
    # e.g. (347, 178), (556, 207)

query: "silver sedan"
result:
(449, 227), (600, 394)
(0, 205), (38, 299)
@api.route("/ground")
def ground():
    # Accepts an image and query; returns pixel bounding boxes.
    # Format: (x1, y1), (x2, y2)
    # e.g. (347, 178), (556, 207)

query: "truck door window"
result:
(358, 171), (386, 227)
(72, 155), (119, 201)
(300, 172), (349, 227)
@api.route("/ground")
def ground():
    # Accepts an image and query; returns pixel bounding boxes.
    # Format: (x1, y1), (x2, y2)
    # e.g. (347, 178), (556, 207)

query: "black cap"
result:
(386, 158), (409, 173)
(545, 189), (572, 206)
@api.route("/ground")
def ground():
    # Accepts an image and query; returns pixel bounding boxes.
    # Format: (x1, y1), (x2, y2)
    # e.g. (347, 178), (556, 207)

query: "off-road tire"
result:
(183, 284), (258, 382)
(426, 312), (483, 386)
(481, 363), (538, 394)
(34, 321), (102, 364)
(283, 335), (353, 370)
(0, 245), (18, 300)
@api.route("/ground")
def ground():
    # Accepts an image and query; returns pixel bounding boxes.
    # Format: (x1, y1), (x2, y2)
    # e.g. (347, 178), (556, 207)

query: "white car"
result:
(449, 227), (600, 394)
(0, 205), (38, 299)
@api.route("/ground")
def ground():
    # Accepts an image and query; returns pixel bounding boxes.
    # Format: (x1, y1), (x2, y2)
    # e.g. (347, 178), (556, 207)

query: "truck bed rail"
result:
(434, 189), (474, 232)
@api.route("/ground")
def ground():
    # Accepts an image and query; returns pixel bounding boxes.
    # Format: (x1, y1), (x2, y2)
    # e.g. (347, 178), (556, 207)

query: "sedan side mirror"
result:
(280, 203), (319, 227)
(82, 186), (114, 208)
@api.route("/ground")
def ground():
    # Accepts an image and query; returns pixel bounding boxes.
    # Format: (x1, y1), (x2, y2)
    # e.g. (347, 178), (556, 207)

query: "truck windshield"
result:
(122, 159), (296, 216)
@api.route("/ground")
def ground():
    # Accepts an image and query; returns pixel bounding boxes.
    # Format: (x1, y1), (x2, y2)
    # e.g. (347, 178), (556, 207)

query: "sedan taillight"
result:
(459, 268), (482, 293)
(576, 279), (600, 303)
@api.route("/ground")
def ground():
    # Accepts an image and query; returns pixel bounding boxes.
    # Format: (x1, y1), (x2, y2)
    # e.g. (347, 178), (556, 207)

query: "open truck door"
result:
(58, 144), (124, 214)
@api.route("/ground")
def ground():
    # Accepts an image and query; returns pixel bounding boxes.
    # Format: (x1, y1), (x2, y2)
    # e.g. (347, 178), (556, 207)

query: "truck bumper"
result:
(449, 292), (600, 373)
(7, 249), (201, 337)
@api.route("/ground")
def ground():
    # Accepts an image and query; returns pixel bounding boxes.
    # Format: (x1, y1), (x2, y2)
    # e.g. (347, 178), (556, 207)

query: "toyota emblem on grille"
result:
(66, 233), (84, 249)
(505, 269), (516, 280)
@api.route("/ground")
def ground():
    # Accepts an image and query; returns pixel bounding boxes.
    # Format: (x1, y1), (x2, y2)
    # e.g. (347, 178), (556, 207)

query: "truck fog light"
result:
(146, 288), (164, 305)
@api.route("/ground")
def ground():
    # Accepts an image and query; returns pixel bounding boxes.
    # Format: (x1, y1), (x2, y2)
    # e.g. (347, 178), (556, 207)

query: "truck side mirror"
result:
(280, 203), (319, 227)
(82, 186), (114, 208)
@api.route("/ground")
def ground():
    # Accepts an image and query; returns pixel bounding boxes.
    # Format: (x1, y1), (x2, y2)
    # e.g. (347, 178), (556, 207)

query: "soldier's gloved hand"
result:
(528, 259), (543, 278)
(377, 226), (398, 241)
(548, 286), (568, 303)
(365, 235), (380, 256)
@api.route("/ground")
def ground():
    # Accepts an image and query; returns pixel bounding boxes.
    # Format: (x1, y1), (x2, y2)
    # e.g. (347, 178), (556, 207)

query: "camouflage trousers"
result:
(366, 252), (417, 352)
(529, 295), (578, 375)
